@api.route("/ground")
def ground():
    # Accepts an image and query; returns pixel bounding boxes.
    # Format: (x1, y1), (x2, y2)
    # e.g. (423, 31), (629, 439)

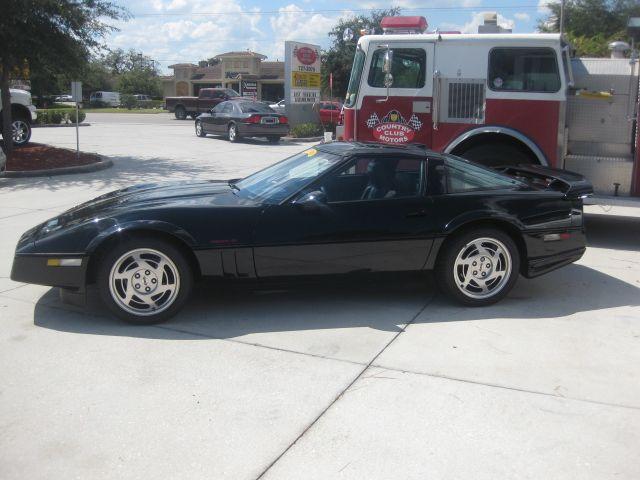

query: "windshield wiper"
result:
(228, 181), (240, 193)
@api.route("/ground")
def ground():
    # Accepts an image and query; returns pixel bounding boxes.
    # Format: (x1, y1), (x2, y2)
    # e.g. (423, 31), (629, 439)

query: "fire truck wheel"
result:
(435, 228), (520, 306)
(460, 143), (535, 168)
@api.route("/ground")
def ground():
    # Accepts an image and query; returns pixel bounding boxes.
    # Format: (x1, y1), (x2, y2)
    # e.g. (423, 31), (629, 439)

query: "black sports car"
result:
(11, 142), (592, 324)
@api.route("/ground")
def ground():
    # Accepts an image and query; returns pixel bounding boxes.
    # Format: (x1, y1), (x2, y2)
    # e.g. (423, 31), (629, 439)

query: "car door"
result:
(202, 103), (224, 133)
(253, 155), (437, 277)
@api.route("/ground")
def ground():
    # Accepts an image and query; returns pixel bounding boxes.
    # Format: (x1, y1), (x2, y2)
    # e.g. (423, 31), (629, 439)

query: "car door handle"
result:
(406, 209), (427, 218)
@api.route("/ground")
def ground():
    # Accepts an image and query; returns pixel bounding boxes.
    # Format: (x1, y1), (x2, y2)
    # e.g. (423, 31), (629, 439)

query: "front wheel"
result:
(97, 237), (193, 324)
(12, 118), (31, 146)
(435, 229), (520, 306)
(228, 123), (239, 142)
(195, 120), (206, 137)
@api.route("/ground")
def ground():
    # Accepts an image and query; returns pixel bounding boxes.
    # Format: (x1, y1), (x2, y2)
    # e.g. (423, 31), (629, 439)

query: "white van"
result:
(90, 91), (120, 106)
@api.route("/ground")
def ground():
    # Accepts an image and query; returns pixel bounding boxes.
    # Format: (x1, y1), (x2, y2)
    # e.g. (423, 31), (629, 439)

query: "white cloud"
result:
(440, 11), (516, 34)
(538, 0), (559, 14)
(514, 12), (531, 22)
(268, 4), (339, 59)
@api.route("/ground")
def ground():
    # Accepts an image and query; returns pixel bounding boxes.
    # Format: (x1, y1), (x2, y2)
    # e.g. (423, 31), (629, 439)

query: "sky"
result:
(107, 0), (556, 73)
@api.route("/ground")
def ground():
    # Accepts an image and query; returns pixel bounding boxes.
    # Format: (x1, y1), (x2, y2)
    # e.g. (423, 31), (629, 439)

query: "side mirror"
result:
(383, 49), (393, 73)
(293, 190), (328, 211)
(210, 108), (216, 115)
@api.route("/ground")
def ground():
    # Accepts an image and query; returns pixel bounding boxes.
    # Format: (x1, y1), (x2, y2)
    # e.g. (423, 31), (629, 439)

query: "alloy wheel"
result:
(453, 237), (512, 299)
(12, 120), (29, 144)
(228, 125), (236, 141)
(109, 248), (180, 316)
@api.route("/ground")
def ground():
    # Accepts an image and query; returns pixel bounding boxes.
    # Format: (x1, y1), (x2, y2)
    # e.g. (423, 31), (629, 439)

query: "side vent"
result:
(441, 79), (485, 124)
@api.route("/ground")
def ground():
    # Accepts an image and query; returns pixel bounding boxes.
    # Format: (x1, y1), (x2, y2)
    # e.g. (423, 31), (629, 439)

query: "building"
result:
(161, 51), (285, 101)
(477, 12), (512, 34)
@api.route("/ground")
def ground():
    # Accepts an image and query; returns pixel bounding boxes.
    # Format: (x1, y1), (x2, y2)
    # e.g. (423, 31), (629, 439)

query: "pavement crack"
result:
(253, 293), (435, 480)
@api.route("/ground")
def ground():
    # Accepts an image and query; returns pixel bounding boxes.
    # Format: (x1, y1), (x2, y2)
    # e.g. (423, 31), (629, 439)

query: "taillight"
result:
(245, 114), (261, 124)
(279, 116), (288, 124)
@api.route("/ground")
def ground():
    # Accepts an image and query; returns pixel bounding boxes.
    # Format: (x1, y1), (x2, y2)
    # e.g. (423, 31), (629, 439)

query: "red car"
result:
(318, 101), (342, 125)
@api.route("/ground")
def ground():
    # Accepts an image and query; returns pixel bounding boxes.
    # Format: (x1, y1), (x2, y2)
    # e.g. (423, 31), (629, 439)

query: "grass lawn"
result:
(82, 108), (165, 114)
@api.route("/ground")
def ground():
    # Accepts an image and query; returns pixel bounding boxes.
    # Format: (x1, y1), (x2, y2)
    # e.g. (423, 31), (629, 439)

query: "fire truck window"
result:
(368, 48), (426, 89)
(488, 48), (560, 93)
(345, 49), (366, 107)
(445, 156), (522, 193)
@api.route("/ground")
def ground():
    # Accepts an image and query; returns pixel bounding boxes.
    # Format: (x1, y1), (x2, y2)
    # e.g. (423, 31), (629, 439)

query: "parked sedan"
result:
(195, 100), (289, 143)
(10, 142), (592, 324)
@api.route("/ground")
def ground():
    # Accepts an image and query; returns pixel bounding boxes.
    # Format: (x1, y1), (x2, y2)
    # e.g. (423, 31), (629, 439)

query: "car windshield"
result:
(225, 89), (240, 97)
(233, 148), (343, 203)
(239, 102), (275, 113)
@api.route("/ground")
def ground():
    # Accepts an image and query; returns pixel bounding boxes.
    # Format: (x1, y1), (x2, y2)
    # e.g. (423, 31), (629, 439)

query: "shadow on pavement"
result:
(0, 155), (218, 193)
(34, 264), (639, 340)
(585, 214), (640, 252)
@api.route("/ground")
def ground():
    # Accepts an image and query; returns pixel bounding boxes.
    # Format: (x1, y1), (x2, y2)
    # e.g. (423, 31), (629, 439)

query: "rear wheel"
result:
(228, 123), (239, 142)
(174, 106), (187, 120)
(195, 120), (206, 137)
(460, 143), (535, 168)
(436, 228), (520, 306)
(267, 135), (280, 144)
(97, 237), (193, 324)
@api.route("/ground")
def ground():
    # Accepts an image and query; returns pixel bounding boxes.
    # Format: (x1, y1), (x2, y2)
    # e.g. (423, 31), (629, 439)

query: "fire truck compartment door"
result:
(356, 42), (435, 146)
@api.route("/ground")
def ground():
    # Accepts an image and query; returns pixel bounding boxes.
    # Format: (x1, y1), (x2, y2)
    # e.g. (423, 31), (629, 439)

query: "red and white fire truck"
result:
(337, 16), (640, 199)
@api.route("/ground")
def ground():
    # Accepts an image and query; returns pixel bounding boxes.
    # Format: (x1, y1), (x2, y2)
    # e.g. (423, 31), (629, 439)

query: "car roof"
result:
(316, 141), (434, 158)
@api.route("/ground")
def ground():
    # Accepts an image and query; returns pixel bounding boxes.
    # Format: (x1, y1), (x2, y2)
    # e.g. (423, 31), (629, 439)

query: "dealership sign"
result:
(366, 110), (424, 144)
(284, 41), (322, 125)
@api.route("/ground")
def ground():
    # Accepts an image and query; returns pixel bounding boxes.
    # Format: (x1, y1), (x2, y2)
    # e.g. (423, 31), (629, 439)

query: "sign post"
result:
(71, 81), (82, 160)
(284, 41), (322, 126)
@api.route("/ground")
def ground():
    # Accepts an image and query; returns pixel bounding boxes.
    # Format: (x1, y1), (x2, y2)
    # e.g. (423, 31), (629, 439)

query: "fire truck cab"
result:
(339, 16), (640, 198)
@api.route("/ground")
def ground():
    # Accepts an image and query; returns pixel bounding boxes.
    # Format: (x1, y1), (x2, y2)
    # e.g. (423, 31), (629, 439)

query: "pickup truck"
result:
(0, 88), (37, 146)
(165, 88), (240, 120)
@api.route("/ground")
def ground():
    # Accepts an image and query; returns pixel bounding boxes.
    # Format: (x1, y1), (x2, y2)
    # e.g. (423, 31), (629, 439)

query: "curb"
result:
(1, 157), (113, 178)
(32, 123), (91, 128)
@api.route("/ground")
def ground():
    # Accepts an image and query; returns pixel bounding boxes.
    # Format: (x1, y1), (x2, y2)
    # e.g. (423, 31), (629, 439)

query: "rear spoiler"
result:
(498, 164), (593, 199)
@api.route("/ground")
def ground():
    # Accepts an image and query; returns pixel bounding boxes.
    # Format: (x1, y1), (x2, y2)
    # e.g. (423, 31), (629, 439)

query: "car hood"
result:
(36, 180), (254, 234)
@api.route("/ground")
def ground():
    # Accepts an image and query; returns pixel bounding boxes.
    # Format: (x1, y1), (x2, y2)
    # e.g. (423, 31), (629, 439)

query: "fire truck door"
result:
(356, 42), (435, 147)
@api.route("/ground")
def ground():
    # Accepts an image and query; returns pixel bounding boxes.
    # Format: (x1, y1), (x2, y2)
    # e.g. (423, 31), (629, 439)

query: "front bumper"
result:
(10, 254), (88, 289)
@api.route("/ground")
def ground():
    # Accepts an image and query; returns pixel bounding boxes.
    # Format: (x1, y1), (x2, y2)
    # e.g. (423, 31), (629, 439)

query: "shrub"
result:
(290, 122), (323, 138)
(120, 94), (138, 110)
(49, 111), (64, 124)
(67, 109), (87, 123)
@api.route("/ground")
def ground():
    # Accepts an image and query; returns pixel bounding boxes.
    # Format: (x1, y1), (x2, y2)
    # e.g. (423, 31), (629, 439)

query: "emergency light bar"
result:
(381, 16), (428, 34)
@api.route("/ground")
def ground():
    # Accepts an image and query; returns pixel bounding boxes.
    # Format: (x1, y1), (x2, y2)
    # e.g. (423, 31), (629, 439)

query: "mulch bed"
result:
(4, 143), (101, 171)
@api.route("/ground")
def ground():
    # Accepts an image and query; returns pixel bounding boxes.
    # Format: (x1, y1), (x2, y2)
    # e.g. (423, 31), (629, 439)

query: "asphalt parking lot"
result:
(1, 113), (639, 479)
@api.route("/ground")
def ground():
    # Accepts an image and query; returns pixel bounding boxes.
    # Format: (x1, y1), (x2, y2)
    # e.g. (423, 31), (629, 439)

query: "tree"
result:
(0, 0), (126, 155)
(538, 0), (640, 56)
(321, 8), (401, 99)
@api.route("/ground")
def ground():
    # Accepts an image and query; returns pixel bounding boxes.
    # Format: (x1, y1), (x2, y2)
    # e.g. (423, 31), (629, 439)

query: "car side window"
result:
(221, 102), (234, 114)
(445, 156), (522, 193)
(318, 157), (423, 202)
(212, 102), (226, 113)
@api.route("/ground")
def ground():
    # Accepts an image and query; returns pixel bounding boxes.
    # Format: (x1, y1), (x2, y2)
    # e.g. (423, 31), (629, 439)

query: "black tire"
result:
(195, 120), (206, 137)
(227, 123), (239, 142)
(96, 236), (193, 324)
(435, 228), (520, 306)
(460, 143), (535, 168)
(174, 106), (187, 120)
(267, 135), (281, 144)
(11, 117), (32, 146)
(189, 113), (199, 119)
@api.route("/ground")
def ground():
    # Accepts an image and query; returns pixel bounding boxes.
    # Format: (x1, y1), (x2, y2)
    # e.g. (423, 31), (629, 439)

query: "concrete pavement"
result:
(0, 115), (639, 479)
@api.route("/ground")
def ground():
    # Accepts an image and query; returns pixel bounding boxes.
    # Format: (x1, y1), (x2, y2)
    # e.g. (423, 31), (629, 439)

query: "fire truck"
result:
(337, 16), (640, 199)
